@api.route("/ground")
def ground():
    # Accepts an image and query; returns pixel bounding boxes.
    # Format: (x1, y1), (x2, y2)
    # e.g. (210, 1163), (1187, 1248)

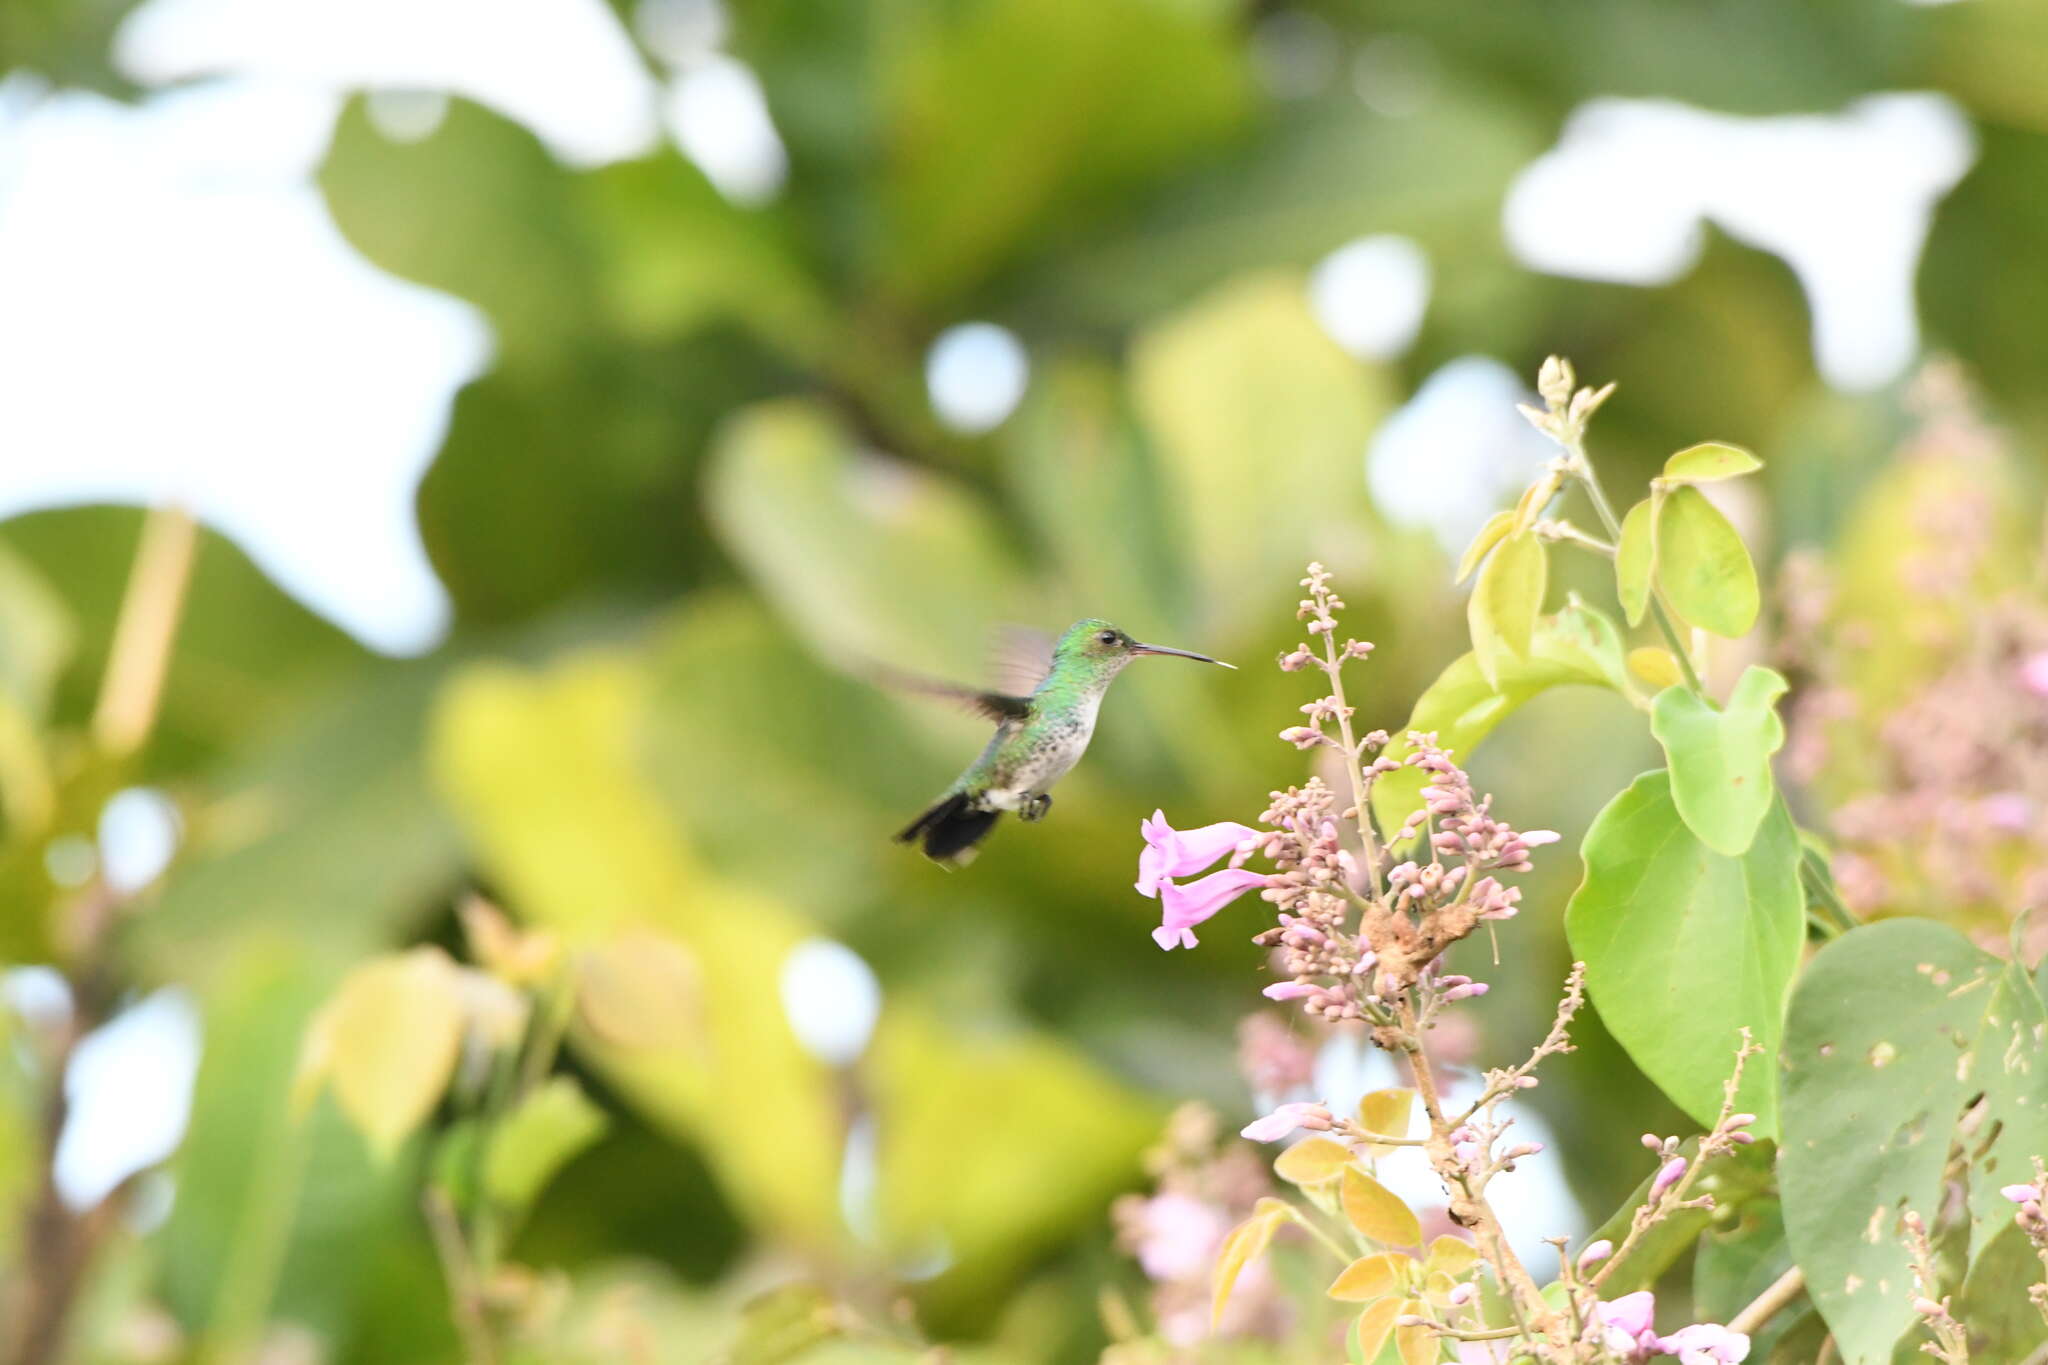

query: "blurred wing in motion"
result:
(870, 664), (1032, 724)
(988, 624), (1056, 697)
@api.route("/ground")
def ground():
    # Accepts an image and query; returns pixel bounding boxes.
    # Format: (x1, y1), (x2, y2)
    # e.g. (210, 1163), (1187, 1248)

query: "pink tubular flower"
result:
(1152, 868), (1270, 951)
(1241, 1101), (1333, 1142)
(1136, 811), (1260, 896)
(1656, 1323), (1750, 1363)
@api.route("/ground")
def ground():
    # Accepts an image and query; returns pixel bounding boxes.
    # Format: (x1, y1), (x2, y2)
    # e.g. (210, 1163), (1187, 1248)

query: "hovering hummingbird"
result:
(893, 618), (1232, 864)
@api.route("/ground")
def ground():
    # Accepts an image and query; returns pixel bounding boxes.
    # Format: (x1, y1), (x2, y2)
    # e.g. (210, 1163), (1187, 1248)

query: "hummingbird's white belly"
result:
(982, 696), (1100, 809)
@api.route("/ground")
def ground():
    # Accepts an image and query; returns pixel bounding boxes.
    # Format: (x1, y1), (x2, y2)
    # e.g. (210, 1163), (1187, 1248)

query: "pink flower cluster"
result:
(1592, 1292), (1749, 1363)
(1135, 811), (1266, 950)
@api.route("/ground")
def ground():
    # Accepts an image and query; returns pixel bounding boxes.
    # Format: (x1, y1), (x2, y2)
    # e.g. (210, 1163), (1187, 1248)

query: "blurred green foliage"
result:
(4, 0), (2048, 1361)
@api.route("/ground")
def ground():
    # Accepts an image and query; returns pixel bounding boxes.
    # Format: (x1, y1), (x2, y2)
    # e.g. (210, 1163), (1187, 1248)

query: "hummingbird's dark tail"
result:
(896, 792), (999, 864)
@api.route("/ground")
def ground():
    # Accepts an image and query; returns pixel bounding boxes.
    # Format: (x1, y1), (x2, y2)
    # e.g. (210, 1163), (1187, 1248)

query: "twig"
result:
(1728, 1265), (1806, 1335)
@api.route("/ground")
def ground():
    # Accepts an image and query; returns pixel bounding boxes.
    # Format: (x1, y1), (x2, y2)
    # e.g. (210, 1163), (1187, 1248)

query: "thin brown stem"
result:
(424, 1191), (500, 1365)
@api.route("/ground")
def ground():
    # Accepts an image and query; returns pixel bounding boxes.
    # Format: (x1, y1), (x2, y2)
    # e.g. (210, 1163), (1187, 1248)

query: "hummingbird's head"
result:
(1051, 619), (1234, 679)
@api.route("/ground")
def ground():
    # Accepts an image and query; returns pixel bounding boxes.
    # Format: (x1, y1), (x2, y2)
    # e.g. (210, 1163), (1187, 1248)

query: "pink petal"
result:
(1159, 867), (1269, 933)
(1152, 924), (1198, 951)
(1159, 820), (1261, 878)
(1240, 1101), (1320, 1142)
(1593, 1291), (1656, 1340)
(1262, 981), (1316, 1000)
(2023, 652), (2048, 698)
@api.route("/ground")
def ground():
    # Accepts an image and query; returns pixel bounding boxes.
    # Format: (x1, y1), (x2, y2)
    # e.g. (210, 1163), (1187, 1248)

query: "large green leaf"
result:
(0, 542), (72, 721)
(1129, 272), (1391, 640)
(1654, 486), (1759, 638)
(704, 400), (1032, 681)
(1649, 666), (1789, 856)
(1371, 602), (1628, 839)
(1565, 771), (1802, 1135)
(1780, 920), (2048, 1365)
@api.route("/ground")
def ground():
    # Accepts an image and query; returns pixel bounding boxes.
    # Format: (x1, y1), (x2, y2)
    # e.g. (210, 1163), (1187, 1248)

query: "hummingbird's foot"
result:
(1020, 793), (1053, 823)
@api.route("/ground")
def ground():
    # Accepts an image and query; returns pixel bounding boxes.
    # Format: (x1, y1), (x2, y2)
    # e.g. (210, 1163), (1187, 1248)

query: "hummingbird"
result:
(893, 618), (1232, 864)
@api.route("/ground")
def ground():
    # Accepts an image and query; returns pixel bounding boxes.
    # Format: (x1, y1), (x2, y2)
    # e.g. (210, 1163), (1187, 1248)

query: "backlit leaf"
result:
(1565, 771), (1801, 1134)
(1780, 920), (2048, 1365)
(1662, 442), (1763, 483)
(1275, 1136), (1354, 1185)
(1394, 1298), (1435, 1365)
(1356, 1088), (1415, 1156)
(1212, 1207), (1282, 1326)
(1355, 1297), (1402, 1359)
(321, 947), (466, 1160)
(1342, 1167), (1422, 1247)
(1456, 510), (1515, 585)
(1649, 667), (1788, 855)
(1467, 529), (1547, 686)
(1615, 497), (1656, 627)
(1422, 1236), (1478, 1277)
(1328, 1251), (1406, 1302)
(1627, 646), (1683, 690)
(1656, 486), (1758, 638)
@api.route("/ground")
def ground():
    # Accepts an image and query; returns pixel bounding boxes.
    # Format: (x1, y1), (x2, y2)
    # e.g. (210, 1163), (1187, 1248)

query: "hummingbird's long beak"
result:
(1130, 642), (1235, 669)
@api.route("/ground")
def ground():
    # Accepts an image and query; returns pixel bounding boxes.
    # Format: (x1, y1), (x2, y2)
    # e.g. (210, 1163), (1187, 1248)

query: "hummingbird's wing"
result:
(870, 664), (1032, 724)
(988, 625), (1056, 696)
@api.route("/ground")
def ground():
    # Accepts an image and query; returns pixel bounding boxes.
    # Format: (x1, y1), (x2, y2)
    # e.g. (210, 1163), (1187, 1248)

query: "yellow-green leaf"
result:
(1355, 1297), (1402, 1359)
(1423, 1235), (1479, 1277)
(1275, 1136), (1354, 1185)
(1356, 1088), (1414, 1156)
(1662, 441), (1762, 483)
(1467, 529), (1547, 686)
(1212, 1209), (1282, 1326)
(1628, 646), (1683, 690)
(1616, 497), (1656, 627)
(1342, 1166), (1422, 1247)
(323, 947), (465, 1160)
(484, 1076), (608, 1210)
(1656, 486), (1758, 638)
(1394, 1299), (1436, 1365)
(1455, 510), (1515, 585)
(1328, 1251), (1407, 1302)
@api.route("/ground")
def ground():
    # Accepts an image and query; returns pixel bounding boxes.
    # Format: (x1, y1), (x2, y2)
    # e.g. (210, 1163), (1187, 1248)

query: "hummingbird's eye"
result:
(1096, 630), (1118, 646)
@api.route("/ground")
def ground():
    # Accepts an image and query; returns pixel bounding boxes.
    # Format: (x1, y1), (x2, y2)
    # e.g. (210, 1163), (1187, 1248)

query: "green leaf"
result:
(1649, 666), (1789, 856)
(1655, 486), (1759, 638)
(1957, 1222), (2048, 1364)
(1371, 602), (1627, 840)
(1130, 271), (1391, 638)
(1275, 1136), (1353, 1185)
(1565, 771), (1802, 1135)
(1780, 920), (2048, 1365)
(0, 542), (73, 721)
(1456, 509), (1516, 585)
(1467, 529), (1547, 686)
(704, 400), (1031, 680)
(1582, 1138), (1778, 1296)
(1615, 497), (1656, 627)
(1694, 1199), (1809, 1358)
(484, 1077), (608, 1212)
(1662, 442), (1763, 483)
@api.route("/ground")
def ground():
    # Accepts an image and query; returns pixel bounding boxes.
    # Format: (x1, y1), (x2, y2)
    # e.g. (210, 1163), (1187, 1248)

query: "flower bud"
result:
(1913, 1297), (1945, 1318)
(1394, 1314), (1427, 1328)
(1577, 1239), (1613, 1268)
(1651, 1156), (1688, 1198)
(1447, 1281), (1477, 1306)
(2001, 1184), (2041, 1205)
